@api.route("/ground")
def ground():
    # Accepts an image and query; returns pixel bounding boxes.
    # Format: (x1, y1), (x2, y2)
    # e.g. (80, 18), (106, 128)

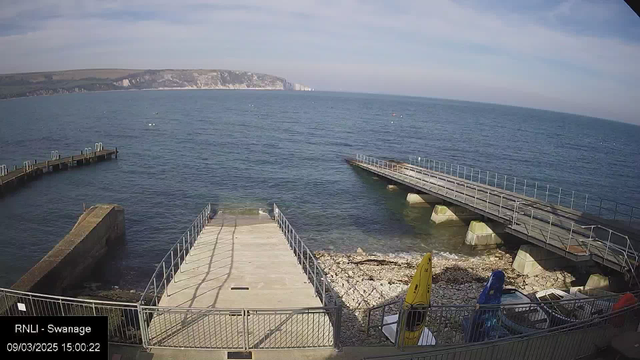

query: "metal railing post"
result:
(333, 305), (342, 350)
(504, 175), (507, 190)
(599, 198), (603, 216)
(243, 309), (249, 350)
(605, 230), (612, 263)
(558, 188), (562, 205)
(470, 168), (474, 182)
(474, 187), (478, 206)
(534, 182), (538, 200)
(513, 177), (517, 193)
(523, 179), (527, 197)
(162, 262), (167, 293)
(457, 165), (460, 178)
(546, 185), (550, 202)
(567, 223), (574, 251)
(571, 191), (575, 209)
(138, 304), (148, 348)
(585, 194), (589, 212)
(486, 190), (489, 210)
(486, 171), (489, 185)
(177, 242), (181, 272)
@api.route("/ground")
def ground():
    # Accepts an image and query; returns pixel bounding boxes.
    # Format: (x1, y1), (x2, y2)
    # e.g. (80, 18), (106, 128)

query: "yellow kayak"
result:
(401, 252), (432, 346)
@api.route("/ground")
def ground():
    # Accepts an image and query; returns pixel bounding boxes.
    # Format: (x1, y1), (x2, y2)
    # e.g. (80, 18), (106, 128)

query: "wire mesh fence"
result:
(0, 287), (142, 345)
(366, 291), (631, 350)
(363, 301), (640, 360)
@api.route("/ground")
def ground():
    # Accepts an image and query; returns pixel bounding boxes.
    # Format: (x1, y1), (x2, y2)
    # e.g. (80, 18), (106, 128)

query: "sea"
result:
(1, 90), (638, 289)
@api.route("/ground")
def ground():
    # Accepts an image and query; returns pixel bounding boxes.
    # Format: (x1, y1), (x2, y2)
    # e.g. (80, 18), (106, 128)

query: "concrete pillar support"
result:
(585, 274), (610, 291)
(512, 244), (565, 276)
(465, 220), (504, 247)
(430, 204), (482, 224)
(406, 193), (442, 206)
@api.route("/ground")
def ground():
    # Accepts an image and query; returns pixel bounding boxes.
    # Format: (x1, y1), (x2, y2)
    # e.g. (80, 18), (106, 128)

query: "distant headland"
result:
(0, 69), (313, 99)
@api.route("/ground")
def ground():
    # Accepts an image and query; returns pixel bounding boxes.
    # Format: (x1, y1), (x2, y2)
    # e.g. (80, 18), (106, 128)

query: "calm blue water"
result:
(1, 90), (639, 289)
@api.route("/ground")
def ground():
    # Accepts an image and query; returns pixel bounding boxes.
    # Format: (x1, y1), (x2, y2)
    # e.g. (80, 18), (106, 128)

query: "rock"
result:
(315, 247), (573, 346)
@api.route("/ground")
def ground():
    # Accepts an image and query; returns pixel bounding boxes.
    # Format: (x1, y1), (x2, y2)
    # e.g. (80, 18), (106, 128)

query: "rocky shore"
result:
(315, 248), (581, 346)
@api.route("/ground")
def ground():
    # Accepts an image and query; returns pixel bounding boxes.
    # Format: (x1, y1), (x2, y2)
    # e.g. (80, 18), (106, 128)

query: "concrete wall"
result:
(12, 204), (125, 294)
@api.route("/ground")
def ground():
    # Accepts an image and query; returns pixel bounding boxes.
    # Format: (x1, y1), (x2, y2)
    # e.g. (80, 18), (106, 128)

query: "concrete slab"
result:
(147, 212), (333, 349)
(158, 214), (322, 309)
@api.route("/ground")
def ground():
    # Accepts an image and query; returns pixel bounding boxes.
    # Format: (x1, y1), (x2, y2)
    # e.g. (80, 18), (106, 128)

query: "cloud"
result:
(0, 0), (638, 123)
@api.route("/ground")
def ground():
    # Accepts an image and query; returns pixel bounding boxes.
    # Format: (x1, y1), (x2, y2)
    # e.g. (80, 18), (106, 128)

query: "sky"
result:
(1, 0), (639, 124)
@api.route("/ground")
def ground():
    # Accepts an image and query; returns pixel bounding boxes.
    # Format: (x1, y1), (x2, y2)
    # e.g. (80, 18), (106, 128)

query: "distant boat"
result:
(498, 288), (549, 334)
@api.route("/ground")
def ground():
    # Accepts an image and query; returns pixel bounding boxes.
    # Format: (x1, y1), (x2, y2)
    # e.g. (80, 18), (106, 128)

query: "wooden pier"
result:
(0, 146), (118, 196)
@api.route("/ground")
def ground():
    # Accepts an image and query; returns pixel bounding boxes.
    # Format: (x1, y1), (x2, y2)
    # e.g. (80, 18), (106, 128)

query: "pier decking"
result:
(142, 208), (337, 350)
(158, 212), (322, 308)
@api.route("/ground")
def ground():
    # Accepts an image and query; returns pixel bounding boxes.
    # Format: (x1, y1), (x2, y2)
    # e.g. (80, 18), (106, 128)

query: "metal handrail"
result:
(366, 290), (640, 351)
(354, 154), (638, 275)
(1, 287), (140, 307)
(581, 224), (639, 287)
(364, 301), (640, 359)
(273, 203), (338, 307)
(408, 155), (639, 228)
(139, 203), (212, 305)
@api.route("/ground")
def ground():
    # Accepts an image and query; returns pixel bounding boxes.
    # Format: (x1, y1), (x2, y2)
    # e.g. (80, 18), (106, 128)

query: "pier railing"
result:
(139, 305), (340, 349)
(364, 298), (640, 360)
(355, 154), (639, 276)
(135, 203), (342, 350)
(366, 291), (636, 350)
(408, 155), (640, 229)
(0, 287), (142, 345)
(273, 203), (339, 308)
(139, 203), (212, 306)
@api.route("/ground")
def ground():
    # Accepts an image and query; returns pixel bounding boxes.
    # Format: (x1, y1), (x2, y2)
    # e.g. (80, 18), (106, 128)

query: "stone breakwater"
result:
(315, 248), (579, 346)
